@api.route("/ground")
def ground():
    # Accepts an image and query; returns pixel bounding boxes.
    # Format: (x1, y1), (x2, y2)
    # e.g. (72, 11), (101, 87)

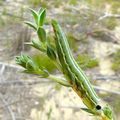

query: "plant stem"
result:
(48, 75), (71, 87)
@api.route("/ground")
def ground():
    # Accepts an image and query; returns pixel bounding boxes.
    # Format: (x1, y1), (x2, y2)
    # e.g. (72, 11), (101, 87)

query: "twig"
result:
(0, 100), (22, 109)
(99, 13), (120, 20)
(0, 64), (5, 75)
(0, 62), (22, 70)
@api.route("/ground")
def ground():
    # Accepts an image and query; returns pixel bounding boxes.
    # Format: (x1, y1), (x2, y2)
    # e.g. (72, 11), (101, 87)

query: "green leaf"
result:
(37, 27), (46, 43)
(32, 39), (46, 52)
(26, 60), (36, 70)
(29, 8), (38, 25)
(81, 108), (95, 115)
(16, 54), (31, 68)
(16, 54), (49, 77)
(24, 21), (37, 30)
(47, 45), (56, 60)
(38, 8), (46, 26)
(32, 39), (41, 49)
(23, 67), (48, 76)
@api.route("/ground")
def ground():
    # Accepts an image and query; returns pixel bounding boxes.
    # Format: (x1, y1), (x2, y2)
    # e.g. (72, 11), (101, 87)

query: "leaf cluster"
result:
(16, 54), (49, 77)
(16, 8), (57, 77)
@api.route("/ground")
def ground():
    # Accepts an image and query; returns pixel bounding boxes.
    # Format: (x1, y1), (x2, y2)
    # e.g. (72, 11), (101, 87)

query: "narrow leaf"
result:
(81, 108), (95, 115)
(32, 39), (46, 52)
(37, 27), (46, 43)
(38, 9), (46, 26)
(29, 8), (38, 25)
(24, 21), (37, 30)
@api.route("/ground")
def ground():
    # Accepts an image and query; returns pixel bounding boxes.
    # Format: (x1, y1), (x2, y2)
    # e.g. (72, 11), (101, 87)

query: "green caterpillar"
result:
(51, 20), (114, 120)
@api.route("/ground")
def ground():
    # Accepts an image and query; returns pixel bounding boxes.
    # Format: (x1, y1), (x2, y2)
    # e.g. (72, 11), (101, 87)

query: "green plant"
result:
(16, 8), (115, 120)
(32, 53), (57, 72)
